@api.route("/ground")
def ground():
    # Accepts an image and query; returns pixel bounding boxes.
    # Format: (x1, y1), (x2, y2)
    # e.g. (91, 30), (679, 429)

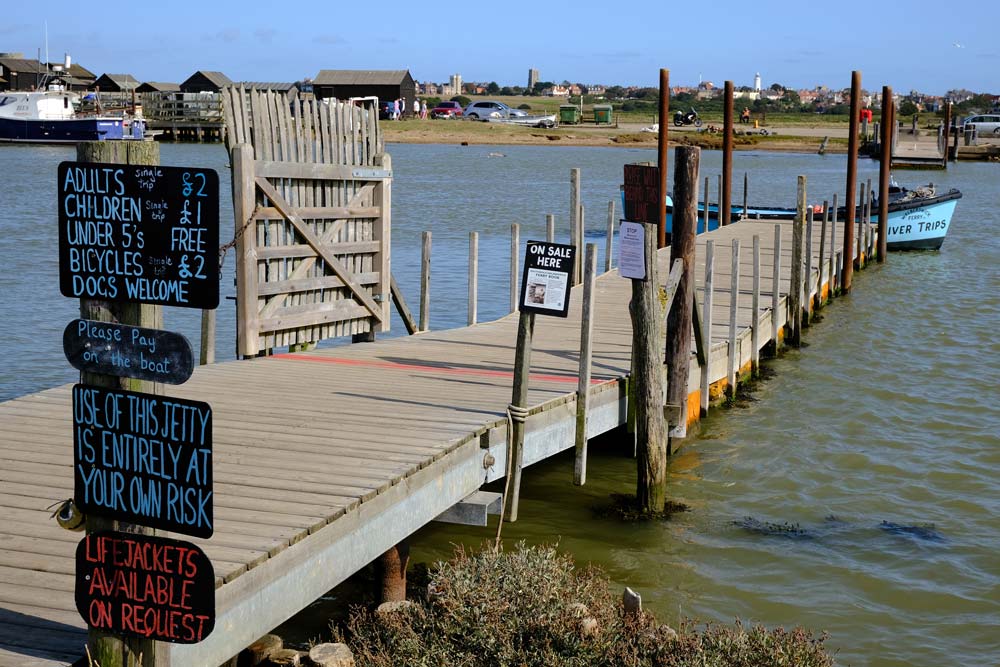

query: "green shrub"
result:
(333, 543), (835, 667)
(451, 95), (471, 108)
(517, 103), (532, 110)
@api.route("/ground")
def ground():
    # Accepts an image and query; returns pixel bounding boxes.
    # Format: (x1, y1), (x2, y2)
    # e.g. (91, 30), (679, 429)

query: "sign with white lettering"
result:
(64, 319), (194, 385)
(76, 530), (215, 644)
(619, 222), (647, 280)
(622, 163), (660, 224)
(57, 162), (220, 309)
(72, 384), (213, 538)
(519, 241), (576, 318)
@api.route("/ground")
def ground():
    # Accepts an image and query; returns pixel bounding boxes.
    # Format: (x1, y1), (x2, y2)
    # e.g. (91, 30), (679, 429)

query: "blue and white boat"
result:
(0, 78), (137, 144)
(655, 184), (961, 251)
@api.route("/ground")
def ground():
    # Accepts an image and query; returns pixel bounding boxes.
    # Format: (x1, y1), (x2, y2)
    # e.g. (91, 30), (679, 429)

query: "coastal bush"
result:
(332, 543), (835, 667)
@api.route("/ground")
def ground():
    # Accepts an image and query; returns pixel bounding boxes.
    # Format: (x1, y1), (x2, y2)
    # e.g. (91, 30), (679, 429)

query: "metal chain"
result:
(217, 209), (256, 273)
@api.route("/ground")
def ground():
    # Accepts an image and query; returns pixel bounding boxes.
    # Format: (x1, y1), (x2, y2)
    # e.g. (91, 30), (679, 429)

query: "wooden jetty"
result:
(0, 206), (871, 665)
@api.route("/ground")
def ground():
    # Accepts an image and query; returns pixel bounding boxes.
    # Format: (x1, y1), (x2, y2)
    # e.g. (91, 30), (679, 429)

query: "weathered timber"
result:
(574, 244), (597, 485)
(842, 70), (861, 292)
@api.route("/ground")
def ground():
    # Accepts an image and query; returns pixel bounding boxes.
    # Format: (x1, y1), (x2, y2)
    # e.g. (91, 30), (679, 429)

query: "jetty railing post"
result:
(546, 213), (555, 243)
(665, 145), (699, 440)
(856, 183), (865, 269)
(570, 168), (581, 282)
(942, 101), (952, 168)
(379, 540), (410, 603)
(878, 85), (893, 262)
(510, 223), (520, 313)
(742, 171), (748, 220)
(420, 231), (431, 331)
(771, 224), (782, 352)
(505, 311), (536, 522)
(830, 193), (838, 293)
(605, 200), (615, 272)
(200, 310), (216, 365)
(790, 176), (806, 346)
(804, 208), (814, 324)
(751, 234), (761, 373)
(842, 70), (862, 292)
(579, 203), (585, 271)
(726, 239), (741, 398)
(233, 143), (259, 358)
(468, 231), (478, 326)
(819, 202), (828, 300)
(703, 175), (710, 234)
(717, 174), (722, 225)
(574, 244), (598, 485)
(657, 68), (670, 249)
(700, 240), (715, 414)
(722, 81), (734, 226)
(78, 140), (160, 667)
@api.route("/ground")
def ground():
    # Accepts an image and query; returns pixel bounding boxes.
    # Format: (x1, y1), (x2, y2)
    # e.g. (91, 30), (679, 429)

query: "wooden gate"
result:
(221, 86), (390, 357)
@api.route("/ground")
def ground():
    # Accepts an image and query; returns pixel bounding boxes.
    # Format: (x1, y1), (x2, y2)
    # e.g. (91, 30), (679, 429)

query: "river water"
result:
(2, 142), (997, 666)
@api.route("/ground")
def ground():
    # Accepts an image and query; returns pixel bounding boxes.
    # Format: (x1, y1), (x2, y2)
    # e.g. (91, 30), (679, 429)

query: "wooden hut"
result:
(136, 81), (181, 93)
(313, 69), (416, 113)
(92, 73), (139, 92)
(180, 70), (233, 93)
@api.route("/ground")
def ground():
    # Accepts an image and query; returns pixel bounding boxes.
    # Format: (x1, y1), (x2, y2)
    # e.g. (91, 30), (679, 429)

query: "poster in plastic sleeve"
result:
(519, 241), (576, 318)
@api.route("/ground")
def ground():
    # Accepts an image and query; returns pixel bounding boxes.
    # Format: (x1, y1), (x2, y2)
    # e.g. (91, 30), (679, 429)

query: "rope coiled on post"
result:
(494, 403), (530, 549)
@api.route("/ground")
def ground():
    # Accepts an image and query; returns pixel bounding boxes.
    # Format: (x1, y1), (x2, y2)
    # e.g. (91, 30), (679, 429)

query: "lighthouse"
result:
(753, 72), (762, 92)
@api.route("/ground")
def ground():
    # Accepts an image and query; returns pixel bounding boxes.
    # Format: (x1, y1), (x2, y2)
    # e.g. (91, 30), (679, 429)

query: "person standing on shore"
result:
(413, 98), (420, 118)
(401, 98), (407, 120)
(391, 99), (399, 120)
(421, 99), (428, 119)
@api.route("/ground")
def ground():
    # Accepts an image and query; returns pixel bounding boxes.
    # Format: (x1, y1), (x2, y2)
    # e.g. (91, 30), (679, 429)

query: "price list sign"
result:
(58, 162), (220, 309)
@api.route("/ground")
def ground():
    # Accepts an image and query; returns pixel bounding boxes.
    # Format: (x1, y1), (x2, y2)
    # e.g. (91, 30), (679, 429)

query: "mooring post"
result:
(804, 208), (814, 324)
(751, 234), (761, 372)
(830, 193), (838, 293)
(233, 143), (259, 358)
(722, 81), (734, 226)
(420, 231), (431, 331)
(699, 240), (715, 414)
(546, 213), (555, 243)
(657, 68), (670, 249)
(771, 224), (782, 352)
(742, 171), (748, 220)
(665, 145), (699, 440)
(790, 176), (806, 346)
(856, 183), (865, 269)
(505, 311), (536, 522)
(379, 540), (410, 603)
(468, 231), (478, 326)
(726, 239), (741, 398)
(200, 310), (216, 365)
(878, 85), (893, 263)
(842, 70), (861, 292)
(703, 175), (710, 234)
(570, 168), (581, 282)
(605, 200), (615, 272)
(574, 244), (598, 485)
(78, 140), (160, 667)
(717, 174), (722, 224)
(510, 223), (520, 313)
(579, 203), (586, 269)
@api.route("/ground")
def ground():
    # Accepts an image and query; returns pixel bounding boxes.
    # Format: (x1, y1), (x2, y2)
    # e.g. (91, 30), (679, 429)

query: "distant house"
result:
(240, 81), (299, 96)
(0, 57), (46, 91)
(180, 71), (233, 93)
(313, 69), (416, 113)
(136, 81), (181, 93)
(92, 74), (139, 92)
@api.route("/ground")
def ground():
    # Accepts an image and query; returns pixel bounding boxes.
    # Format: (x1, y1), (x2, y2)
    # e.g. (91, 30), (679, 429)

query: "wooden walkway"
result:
(0, 217), (864, 666)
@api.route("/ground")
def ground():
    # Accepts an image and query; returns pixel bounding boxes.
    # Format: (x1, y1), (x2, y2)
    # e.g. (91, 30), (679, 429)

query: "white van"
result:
(962, 114), (1000, 136)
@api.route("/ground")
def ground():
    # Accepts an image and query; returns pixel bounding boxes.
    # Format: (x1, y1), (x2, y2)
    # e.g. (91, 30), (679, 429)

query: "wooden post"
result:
(657, 68), (670, 249)
(726, 239), (741, 398)
(771, 224), (781, 351)
(78, 140), (160, 667)
(804, 208), (814, 324)
(546, 213), (555, 243)
(790, 176), (806, 346)
(742, 171), (748, 220)
(379, 540), (410, 603)
(830, 193), (838, 293)
(468, 231), (478, 326)
(699, 240), (714, 414)
(856, 183), (865, 269)
(505, 311), (535, 522)
(510, 223), (520, 313)
(942, 101), (951, 169)
(200, 310), (215, 365)
(842, 70), (861, 292)
(574, 244), (598, 485)
(605, 200), (615, 272)
(665, 145), (699, 439)
(578, 203), (585, 274)
(818, 202), (828, 299)
(570, 168), (581, 282)
(751, 235), (761, 372)
(630, 215), (666, 512)
(702, 175), (710, 234)
(722, 81), (734, 226)
(233, 144), (259, 358)
(420, 231), (431, 331)
(878, 86), (892, 263)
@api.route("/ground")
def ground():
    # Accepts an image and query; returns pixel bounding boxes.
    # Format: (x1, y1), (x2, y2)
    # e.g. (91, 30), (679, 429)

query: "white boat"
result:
(487, 114), (557, 128)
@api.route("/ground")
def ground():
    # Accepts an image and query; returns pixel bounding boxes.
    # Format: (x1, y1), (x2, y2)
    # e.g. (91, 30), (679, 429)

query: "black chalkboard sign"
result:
(76, 530), (215, 644)
(73, 384), (213, 538)
(519, 241), (576, 318)
(623, 163), (660, 224)
(58, 162), (220, 309)
(64, 319), (195, 385)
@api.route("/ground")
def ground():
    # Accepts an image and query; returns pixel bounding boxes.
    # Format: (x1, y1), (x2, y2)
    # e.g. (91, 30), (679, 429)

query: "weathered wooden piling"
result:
(505, 311), (535, 522)
(379, 541), (410, 603)
(751, 235), (761, 371)
(726, 239), (741, 397)
(468, 231), (478, 326)
(546, 213), (555, 243)
(657, 68), (670, 248)
(574, 244), (597, 485)
(722, 81), (734, 226)
(878, 85), (893, 263)
(703, 175), (710, 234)
(819, 202), (828, 299)
(665, 145), (699, 438)
(842, 70), (861, 292)
(510, 223), (520, 312)
(700, 240), (715, 413)
(570, 168), (581, 282)
(790, 176), (806, 346)
(420, 232), (431, 331)
(804, 209), (814, 323)
(742, 171), (749, 220)
(771, 224), (781, 351)
(605, 201), (615, 272)
(200, 310), (216, 365)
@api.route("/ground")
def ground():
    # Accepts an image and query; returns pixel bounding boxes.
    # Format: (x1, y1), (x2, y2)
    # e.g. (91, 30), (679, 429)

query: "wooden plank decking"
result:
(0, 218), (863, 666)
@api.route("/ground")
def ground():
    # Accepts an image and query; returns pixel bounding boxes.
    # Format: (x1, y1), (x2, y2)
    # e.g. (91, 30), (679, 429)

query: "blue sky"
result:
(3, 1), (997, 94)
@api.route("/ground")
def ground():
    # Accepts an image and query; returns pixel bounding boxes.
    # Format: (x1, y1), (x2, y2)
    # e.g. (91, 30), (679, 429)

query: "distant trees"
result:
(499, 86), (514, 96)
(486, 81), (500, 95)
(531, 81), (554, 95)
(451, 95), (471, 107)
(605, 86), (625, 99)
(898, 100), (918, 116)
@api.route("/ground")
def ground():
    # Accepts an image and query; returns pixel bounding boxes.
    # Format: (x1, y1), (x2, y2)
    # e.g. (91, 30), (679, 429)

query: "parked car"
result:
(464, 100), (528, 120)
(962, 114), (1000, 135)
(431, 100), (463, 119)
